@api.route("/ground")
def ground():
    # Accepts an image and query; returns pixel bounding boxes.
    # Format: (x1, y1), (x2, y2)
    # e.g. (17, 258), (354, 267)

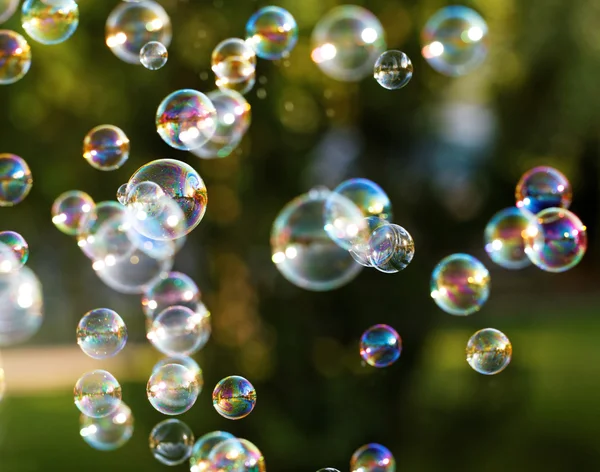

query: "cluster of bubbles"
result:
(188, 431), (266, 472)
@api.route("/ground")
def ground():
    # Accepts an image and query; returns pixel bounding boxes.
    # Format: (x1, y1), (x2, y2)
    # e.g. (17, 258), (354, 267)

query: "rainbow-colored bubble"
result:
(350, 443), (396, 472)
(212, 375), (257, 420)
(0, 154), (32, 206)
(52, 190), (95, 236)
(74, 370), (122, 419)
(246, 6), (298, 60)
(147, 363), (200, 415)
(0, 231), (28, 269)
(466, 328), (512, 375)
(516, 166), (572, 214)
(0, 30), (31, 85)
(76, 308), (127, 360)
(21, 0), (78, 45)
(360, 324), (401, 368)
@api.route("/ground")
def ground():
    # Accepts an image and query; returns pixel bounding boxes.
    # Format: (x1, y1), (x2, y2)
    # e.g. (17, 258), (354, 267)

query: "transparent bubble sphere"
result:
(360, 324), (402, 368)
(212, 375), (257, 420)
(0, 30), (31, 85)
(76, 308), (127, 359)
(350, 443), (396, 472)
(83, 125), (130, 171)
(147, 363), (200, 415)
(21, 0), (78, 45)
(52, 190), (95, 236)
(0, 154), (32, 206)
(374, 50), (413, 90)
(80, 401), (134, 451)
(149, 419), (195, 466)
(466, 328), (512, 375)
(74, 370), (122, 418)
(140, 40), (168, 70)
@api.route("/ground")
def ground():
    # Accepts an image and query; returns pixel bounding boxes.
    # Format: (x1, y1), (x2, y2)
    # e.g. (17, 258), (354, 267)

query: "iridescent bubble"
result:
(140, 40), (167, 70)
(0, 1), (19, 24)
(466, 328), (512, 375)
(217, 70), (256, 96)
(0, 231), (28, 269)
(311, 5), (386, 82)
(189, 431), (235, 472)
(246, 6), (298, 60)
(351, 443), (395, 472)
(21, 0), (78, 45)
(142, 271), (201, 319)
(421, 6), (488, 76)
(76, 308), (127, 360)
(0, 30), (30, 85)
(152, 356), (202, 380)
(323, 191), (369, 251)
(368, 223), (414, 274)
(516, 166), (572, 215)
(332, 178), (392, 221)
(484, 207), (541, 270)
(147, 304), (211, 356)
(374, 50), (413, 90)
(74, 370), (122, 419)
(430, 254), (490, 316)
(190, 89), (251, 160)
(80, 401), (134, 451)
(211, 38), (257, 86)
(271, 189), (362, 291)
(149, 419), (194, 466)
(147, 363), (200, 415)
(83, 125), (130, 171)
(208, 438), (266, 472)
(126, 159), (208, 236)
(106, 0), (172, 65)
(349, 216), (388, 267)
(360, 324), (401, 368)
(524, 208), (587, 273)
(212, 375), (256, 420)
(52, 190), (95, 236)
(0, 154), (32, 206)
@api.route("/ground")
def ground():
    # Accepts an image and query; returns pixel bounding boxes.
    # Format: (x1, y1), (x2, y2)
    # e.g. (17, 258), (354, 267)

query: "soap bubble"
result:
(106, 0), (172, 65)
(76, 308), (127, 360)
(191, 89), (251, 159)
(211, 38), (257, 86)
(208, 438), (265, 471)
(74, 370), (122, 418)
(0, 154), (32, 206)
(360, 324), (401, 368)
(80, 401), (134, 451)
(83, 125), (130, 171)
(466, 328), (512, 375)
(484, 207), (541, 270)
(246, 6), (298, 60)
(0, 265), (43, 346)
(140, 40), (167, 70)
(52, 190), (95, 236)
(189, 431), (235, 472)
(116, 184), (128, 205)
(368, 223), (414, 274)
(349, 216), (388, 267)
(212, 375), (257, 420)
(430, 254), (490, 316)
(147, 304), (211, 356)
(0, 1), (19, 24)
(142, 271), (201, 319)
(516, 166), (571, 215)
(311, 5), (386, 82)
(332, 178), (392, 221)
(149, 419), (194, 466)
(153, 356), (202, 382)
(350, 443), (395, 472)
(126, 159), (208, 236)
(524, 208), (587, 273)
(374, 50), (413, 90)
(0, 30), (31, 84)
(271, 189), (362, 291)
(21, 0), (78, 45)
(147, 363), (200, 415)
(421, 6), (488, 76)
(323, 191), (368, 251)
(0, 231), (28, 269)
(217, 70), (256, 96)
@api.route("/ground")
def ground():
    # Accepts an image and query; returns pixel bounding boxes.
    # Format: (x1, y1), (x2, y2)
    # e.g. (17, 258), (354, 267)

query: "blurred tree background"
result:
(1, 0), (600, 470)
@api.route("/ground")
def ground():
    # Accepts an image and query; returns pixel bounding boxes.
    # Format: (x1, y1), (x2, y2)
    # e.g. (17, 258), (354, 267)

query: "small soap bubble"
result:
(368, 223), (414, 274)
(149, 419), (195, 466)
(524, 208), (587, 273)
(311, 5), (386, 82)
(80, 401), (134, 451)
(142, 271), (201, 319)
(211, 38), (257, 85)
(516, 166), (572, 214)
(246, 6), (298, 60)
(140, 40), (168, 70)
(147, 363), (200, 415)
(156, 89), (217, 151)
(351, 443), (395, 472)
(74, 370), (122, 418)
(21, 0), (78, 45)
(116, 184), (128, 205)
(466, 328), (512, 375)
(76, 308), (127, 360)
(360, 324), (401, 368)
(83, 125), (130, 171)
(484, 207), (541, 270)
(147, 304), (211, 356)
(127, 159), (208, 236)
(0, 0), (19, 24)
(189, 431), (235, 472)
(374, 50), (413, 90)
(106, 1), (172, 65)
(0, 154), (32, 206)
(0, 30), (31, 84)
(332, 178), (392, 221)
(431, 254), (490, 316)
(0, 231), (28, 269)
(208, 438), (265, 471)
(52, 190), (95, 236)
(212, 375), (257, 420)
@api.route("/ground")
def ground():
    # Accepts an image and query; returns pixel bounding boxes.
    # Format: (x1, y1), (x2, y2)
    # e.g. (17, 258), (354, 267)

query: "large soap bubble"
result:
(0, 154), (32, 206)
(0, 30), (31, 85)
(21, 0), (79, 45)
